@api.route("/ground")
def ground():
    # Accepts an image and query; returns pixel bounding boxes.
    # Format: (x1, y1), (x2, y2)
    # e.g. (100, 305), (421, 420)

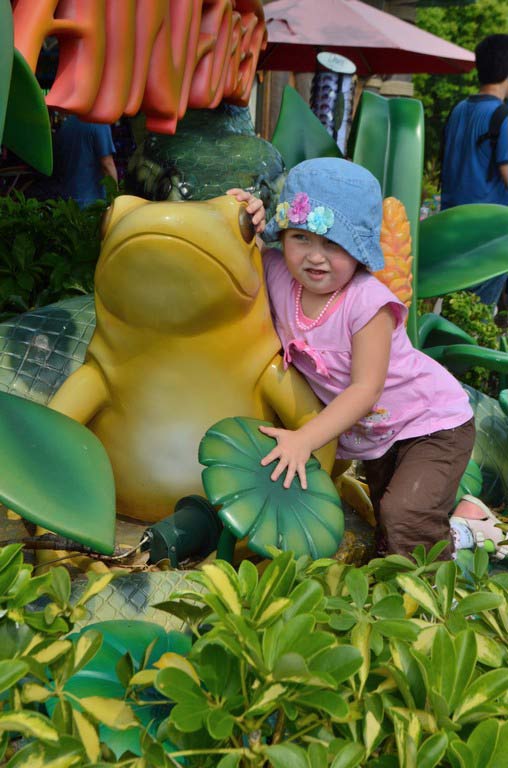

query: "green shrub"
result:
(4, 542), (508, 767)
(441, 291), (502, 395)
(137, 546), (508, 767)
(0, 192), (106, 320)
(0, 543), (138, 766)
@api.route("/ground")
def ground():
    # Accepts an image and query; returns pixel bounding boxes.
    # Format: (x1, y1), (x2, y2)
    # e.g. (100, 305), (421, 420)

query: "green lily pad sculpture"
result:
(199, 416), (344, 559)
(0, 391), (115, 554)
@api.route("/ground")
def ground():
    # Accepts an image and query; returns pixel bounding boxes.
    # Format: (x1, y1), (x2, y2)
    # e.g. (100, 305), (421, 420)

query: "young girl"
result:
(229, 158), (504, 560)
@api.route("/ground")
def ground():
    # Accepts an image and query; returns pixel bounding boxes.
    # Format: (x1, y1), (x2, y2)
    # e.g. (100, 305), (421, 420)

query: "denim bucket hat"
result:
(263, 158), (384, 271)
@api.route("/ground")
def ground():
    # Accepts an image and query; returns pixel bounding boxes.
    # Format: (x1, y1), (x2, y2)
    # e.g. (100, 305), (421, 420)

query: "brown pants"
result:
(363, 418), (475, 559)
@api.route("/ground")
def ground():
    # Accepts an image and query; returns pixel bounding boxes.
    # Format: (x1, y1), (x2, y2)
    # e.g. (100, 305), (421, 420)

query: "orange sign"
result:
(12, 0), (266, 133)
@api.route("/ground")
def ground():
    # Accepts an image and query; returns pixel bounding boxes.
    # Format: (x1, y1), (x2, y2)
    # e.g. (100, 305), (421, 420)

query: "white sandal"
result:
(452, 495), (508, 560)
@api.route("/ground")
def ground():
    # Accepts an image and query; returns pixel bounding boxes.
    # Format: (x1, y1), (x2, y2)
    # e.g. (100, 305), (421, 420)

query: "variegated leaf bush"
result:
(3, 541), (508, 767)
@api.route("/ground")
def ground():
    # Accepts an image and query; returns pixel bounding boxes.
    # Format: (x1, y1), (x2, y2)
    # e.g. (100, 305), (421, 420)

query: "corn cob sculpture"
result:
(374, 196), (413, 309)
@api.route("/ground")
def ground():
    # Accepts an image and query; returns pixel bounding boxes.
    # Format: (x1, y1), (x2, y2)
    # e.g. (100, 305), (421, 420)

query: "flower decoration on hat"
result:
(274, 192), (335, 236)
(275, 201), (290, 229)
(288, 192), (312, 224)
(307, 206), (334, 236)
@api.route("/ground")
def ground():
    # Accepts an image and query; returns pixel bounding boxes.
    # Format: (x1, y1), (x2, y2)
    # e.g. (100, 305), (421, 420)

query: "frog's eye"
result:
(239, 206), (255, 244)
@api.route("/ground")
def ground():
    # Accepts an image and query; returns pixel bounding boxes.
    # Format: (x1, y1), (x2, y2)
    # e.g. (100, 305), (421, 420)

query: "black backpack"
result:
(476, 100), (508, 181)
(441, 99), (508, 185)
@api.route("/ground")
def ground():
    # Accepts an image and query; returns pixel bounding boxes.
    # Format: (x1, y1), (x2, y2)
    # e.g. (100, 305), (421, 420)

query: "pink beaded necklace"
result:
(295, 283), (341, 331)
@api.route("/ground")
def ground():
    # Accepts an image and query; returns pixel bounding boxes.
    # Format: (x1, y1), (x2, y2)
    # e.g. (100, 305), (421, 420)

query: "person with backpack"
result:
(441, 34), (508, 307)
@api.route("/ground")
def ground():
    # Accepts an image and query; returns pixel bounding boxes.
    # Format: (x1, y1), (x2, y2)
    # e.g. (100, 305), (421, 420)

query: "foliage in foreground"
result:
(2, 542), (508, 766)
(142, 546), (508, 767)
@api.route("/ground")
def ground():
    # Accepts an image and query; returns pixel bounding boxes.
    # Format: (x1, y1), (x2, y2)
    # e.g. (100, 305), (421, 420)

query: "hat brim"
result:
(263, 215), (384, 272)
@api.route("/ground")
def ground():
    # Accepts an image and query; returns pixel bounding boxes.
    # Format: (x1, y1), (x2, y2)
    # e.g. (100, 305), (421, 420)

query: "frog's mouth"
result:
(95, 233), (261, 331)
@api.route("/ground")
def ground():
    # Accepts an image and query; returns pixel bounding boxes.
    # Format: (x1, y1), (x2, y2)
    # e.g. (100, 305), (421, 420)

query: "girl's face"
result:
(282, 229), (358, 296)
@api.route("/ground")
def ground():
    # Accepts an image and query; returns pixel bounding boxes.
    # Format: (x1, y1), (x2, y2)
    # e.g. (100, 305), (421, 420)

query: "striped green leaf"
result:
(0, 711), (58, 741)
(396, 573), (441, 618)
(416, 732), (448, 768)
(454, 668), (508, 722)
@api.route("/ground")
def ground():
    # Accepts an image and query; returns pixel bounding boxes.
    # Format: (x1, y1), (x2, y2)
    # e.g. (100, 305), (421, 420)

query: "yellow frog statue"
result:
(49, 195), (336, 523)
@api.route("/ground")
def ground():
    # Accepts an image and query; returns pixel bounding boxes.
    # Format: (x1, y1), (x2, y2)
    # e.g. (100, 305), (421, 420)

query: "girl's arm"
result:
(260, 306), (394, 489)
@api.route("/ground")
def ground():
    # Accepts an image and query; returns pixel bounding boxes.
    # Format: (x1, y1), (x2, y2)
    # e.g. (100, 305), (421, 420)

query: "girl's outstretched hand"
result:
(259, 425), (312, 490)
(227, 188), (266, 234)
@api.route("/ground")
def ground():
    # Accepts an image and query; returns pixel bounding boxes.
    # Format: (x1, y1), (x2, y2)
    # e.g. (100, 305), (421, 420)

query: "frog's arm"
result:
(49, 363), (109, 424)
(259, 355), (337, 474)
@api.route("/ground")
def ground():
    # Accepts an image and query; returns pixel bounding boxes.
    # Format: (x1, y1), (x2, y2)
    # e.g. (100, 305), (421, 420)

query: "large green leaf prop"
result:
(425, 344), (508, 376)
(350, 91), (424, 345)
(456, 459), (483, 505)
(465, 385), (508, 507)
(3, 49), (53, 175)
(199, 416), (343, 559)
(271, 85), (342, 170)
(419, 204), (508, 298)
(0, 391), (115, 553)
(0, 0), (52, 173)
(418, 313), (476, 349)
(0, 0), (13, 143)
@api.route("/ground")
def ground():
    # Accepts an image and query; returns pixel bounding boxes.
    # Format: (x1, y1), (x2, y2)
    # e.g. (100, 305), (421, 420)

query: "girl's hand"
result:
(259, 425), (312, 489)
(227, 187), (266, 234)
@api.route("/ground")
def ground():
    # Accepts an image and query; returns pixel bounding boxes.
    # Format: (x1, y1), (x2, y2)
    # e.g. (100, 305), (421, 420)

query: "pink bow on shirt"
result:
(283, 338), (330, 377)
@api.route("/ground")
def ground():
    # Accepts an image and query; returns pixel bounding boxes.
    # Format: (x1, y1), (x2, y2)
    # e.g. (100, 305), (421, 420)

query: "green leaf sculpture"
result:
(419, 204), (508, 298)
(465, 384), (508, 507)
(0, 0), (13, 142)
(418, 313), (477, 349)
(3, 50), (53, 175)
(350, 91), (424, 346)
(0, 391), (115, 553)
(456, 460), (483, 505)
(271, 85), (342, 170)
(0, 0), (52, 174)
(425, 344), (508, 376)
(199, 416), (343, 559)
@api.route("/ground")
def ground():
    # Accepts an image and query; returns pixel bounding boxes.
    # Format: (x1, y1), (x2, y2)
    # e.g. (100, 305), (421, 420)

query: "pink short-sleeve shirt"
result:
(264, 249), (473, 461)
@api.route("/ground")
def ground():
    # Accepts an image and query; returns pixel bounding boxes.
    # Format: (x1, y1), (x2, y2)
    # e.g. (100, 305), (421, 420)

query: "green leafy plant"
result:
(440, 291), (502, 394)
(134, 545), (508, 767)
(0, 191), (106, 320)
(0, 543), (141, 766)
(4, 540), (508, 767)
(421, 157), (441, 205)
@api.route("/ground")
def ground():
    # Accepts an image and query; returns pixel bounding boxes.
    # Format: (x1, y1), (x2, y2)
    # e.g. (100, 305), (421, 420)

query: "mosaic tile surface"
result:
(0, 295), (95, 404)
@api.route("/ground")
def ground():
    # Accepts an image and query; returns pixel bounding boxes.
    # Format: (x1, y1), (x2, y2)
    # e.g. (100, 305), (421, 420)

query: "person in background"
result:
(441, 34), (508, 307)
(53, 115), (118, 208)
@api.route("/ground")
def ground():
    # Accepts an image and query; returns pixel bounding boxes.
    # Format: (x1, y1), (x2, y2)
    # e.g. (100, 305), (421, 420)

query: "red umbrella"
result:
(259, 0), (475, 75)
